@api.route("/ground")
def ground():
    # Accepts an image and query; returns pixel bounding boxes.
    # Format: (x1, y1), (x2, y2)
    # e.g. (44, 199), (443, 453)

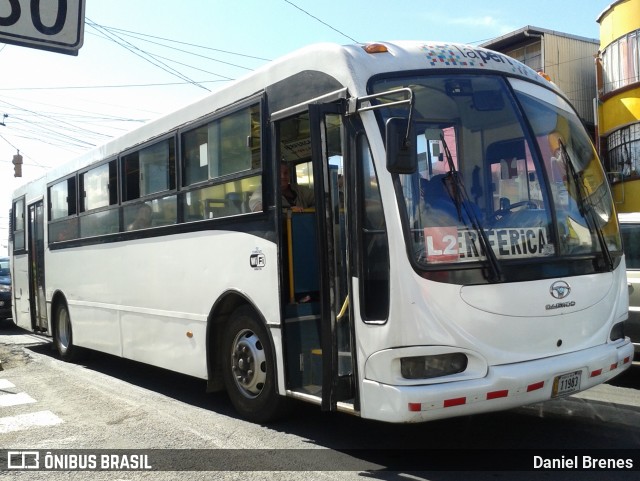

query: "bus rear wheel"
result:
(222, 306), (286, 423)
(54, 301), (79, 362)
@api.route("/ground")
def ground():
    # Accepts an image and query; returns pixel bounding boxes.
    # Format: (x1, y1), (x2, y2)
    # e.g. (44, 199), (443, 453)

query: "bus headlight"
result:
(0, 284), (10, 293)
(400, 353), (468, 379)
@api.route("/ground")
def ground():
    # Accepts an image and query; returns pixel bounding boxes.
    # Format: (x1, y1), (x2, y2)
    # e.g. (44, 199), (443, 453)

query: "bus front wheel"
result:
(221, 306), (286, 423)
(54, 301), (79, 362)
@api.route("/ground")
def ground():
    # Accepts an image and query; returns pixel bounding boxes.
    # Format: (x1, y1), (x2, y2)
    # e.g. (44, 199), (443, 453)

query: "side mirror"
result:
(386, 117), (417, 174)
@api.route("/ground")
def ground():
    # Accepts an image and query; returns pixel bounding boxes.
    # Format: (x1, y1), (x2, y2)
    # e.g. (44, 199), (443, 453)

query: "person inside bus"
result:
(127, 203), (153, 230)
(418, 172), (485, 228)
(249, 162), (315, 212)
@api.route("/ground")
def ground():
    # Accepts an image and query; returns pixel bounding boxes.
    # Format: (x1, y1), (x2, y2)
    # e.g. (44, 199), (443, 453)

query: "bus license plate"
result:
(552, 371), (582, 398)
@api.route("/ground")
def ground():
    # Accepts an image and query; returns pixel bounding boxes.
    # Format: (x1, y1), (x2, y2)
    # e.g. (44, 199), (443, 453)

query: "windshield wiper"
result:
(559, 140), (614, 270)
(440, 134), (503, 282)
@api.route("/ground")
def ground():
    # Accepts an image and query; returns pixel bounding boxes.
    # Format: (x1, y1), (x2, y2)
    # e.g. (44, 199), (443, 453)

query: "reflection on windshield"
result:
(371, 74), (621, 270)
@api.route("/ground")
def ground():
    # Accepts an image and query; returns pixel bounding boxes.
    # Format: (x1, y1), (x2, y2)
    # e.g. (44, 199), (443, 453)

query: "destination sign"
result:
(424, 225), (554, 262)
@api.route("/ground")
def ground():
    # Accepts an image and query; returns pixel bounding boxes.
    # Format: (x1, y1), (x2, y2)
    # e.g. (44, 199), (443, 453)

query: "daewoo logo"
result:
(550, 281), (571, 299)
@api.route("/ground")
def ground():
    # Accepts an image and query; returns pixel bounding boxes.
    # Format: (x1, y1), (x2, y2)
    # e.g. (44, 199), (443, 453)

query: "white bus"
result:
(9, 41), (633, 423)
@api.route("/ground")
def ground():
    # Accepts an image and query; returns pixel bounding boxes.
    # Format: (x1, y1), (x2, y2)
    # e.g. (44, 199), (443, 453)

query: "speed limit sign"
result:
(0, 0), (85, 56)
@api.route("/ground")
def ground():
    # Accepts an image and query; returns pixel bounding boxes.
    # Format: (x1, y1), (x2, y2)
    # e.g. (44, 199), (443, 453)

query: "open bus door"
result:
(308, 102), (356, 411)
(278, 101), (356, 412)
(27, 200), (48, 333)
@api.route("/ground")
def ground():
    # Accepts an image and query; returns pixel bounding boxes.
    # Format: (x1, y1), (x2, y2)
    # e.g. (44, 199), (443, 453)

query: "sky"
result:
(0, 0), (611, 251)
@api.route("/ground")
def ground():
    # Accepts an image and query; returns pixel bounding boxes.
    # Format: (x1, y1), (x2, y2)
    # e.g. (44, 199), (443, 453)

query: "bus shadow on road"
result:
(24, 340), (238, 418)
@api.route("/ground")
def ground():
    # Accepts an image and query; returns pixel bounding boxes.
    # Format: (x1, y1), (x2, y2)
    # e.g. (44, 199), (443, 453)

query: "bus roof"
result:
(13, 41), (550, 196)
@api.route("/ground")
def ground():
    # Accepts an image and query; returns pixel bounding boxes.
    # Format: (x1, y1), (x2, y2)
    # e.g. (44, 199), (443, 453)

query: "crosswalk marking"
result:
(0, 377), (64, 433)
(0, 379), (15, 389)
(0, 392), (36, 407)
(0, 410), (63, 434)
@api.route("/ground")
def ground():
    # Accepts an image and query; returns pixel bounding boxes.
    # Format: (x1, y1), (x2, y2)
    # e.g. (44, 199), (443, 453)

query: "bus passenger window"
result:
(80, 209), (119, 237)
(49, 177), (77, 220)
(182, 176), (260, 221)
(122, 138), (175, 201)
(12, 198), (26, 250)
(48, 177), (80, 242)
(181, 104), (261, 187)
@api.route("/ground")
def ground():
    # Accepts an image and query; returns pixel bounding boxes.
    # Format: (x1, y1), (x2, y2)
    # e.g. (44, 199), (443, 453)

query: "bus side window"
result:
(181, 104), (262, 221)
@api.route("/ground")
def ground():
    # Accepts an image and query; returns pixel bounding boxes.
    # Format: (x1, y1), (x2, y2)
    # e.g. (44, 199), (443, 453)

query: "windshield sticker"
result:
(420, 43), (538, 78)
(424, 226), (553, 262)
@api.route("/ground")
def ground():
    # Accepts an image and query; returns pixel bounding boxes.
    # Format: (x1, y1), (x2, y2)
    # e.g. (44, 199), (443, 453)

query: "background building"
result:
(596, 0), (640, 212)
(482, 26), (599, 137)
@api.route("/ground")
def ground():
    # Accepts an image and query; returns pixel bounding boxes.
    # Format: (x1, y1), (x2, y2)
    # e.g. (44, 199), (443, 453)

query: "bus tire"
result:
(54, 301), (80, 362)
(222, 306), (286, 423)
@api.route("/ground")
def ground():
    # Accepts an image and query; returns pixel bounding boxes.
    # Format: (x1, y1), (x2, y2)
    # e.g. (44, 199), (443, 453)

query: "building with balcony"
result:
(596, 0), (640, 212)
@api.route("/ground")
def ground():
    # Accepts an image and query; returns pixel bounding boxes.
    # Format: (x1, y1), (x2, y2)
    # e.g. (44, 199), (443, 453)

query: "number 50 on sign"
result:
(0, 0), (85, 55)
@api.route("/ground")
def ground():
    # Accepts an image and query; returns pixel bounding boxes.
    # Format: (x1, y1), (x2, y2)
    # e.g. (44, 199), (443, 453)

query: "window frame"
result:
(47, 173), (80, 243)
(179, 98), (263, 191)
(120, 133), (177, 206)
(11, 196), (26, 253)
(178, 95), (264, 222)
(602, 28), (640, 94)
(45, 94), (268, 247)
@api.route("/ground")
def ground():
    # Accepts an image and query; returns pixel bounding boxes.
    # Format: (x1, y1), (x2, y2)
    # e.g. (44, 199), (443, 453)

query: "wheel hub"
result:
(231, 329), (267, 398)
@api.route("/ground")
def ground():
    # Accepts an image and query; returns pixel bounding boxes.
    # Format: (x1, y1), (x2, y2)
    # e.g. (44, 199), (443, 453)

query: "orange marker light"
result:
(363, 43), (389, 54)
(537, 71), (552, 82)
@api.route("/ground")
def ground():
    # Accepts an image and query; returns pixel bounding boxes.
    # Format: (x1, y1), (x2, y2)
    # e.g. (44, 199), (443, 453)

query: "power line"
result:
(102, 25), (271, 62)
(86, 18), (211, 93)
(0, 134), (52, 169)
(0, 80), (228, 91)
(144, 52), (236, 80)
(0, 133), (19, 152)
(283, 0), (359, 44)
(0, 99), (105, 145)
(85, 29), (245, 77)
(0, 95), (147, 123)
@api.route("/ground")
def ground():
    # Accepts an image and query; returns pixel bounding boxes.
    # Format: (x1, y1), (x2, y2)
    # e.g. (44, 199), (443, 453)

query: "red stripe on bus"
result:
(486, 390), (508, 400)
(443, 397), (466, 407)
(527, 381), (544, 392)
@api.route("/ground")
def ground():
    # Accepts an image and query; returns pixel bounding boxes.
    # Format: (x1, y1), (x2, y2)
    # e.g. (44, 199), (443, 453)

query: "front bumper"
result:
(360, 339), (634, 423)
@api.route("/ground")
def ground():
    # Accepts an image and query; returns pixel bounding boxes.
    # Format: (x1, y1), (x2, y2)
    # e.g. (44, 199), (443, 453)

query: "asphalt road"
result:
(0, 318), (639, 481)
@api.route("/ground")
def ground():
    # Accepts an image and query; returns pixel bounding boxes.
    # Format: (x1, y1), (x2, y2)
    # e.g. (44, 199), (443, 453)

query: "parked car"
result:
(619, 213), (640, 359)
(0, 257), (11, 321)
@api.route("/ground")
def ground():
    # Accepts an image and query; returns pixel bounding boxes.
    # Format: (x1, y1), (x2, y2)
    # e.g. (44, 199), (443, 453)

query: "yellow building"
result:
(596, 0), (640, 212)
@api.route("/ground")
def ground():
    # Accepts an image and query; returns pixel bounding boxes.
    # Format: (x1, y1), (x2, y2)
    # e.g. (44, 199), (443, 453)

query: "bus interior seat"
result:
(225, 192), (250, 213)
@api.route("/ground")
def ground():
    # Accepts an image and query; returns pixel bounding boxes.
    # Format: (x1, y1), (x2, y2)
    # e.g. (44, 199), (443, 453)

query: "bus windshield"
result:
(370, 74), (621, 270)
